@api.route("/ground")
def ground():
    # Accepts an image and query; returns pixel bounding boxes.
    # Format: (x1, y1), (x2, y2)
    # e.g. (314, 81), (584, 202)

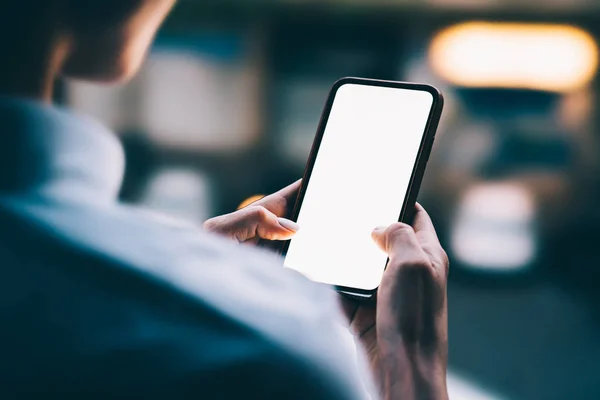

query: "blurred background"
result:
(60, 0), (600, 399)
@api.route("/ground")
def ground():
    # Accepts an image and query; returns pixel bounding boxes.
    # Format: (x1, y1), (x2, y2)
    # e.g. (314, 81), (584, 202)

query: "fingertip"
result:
(277, 218), (300, 232)
(371, 226), (385, 238)
(370, 228), (381, 239)
(371, 227), (388, 252)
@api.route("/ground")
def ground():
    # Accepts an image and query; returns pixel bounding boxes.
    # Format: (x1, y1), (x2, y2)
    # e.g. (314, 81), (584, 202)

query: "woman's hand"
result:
(203, 180), (301, 245)
(206, 189), (449, 399)
(341, 204), (449, 400)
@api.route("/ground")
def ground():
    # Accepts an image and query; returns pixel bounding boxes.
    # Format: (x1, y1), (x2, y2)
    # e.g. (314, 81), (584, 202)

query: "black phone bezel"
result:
(280, 77), (444, 299)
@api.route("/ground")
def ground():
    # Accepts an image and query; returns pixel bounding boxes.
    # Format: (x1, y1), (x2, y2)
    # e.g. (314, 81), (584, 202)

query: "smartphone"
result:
(281, 77), (444, 298)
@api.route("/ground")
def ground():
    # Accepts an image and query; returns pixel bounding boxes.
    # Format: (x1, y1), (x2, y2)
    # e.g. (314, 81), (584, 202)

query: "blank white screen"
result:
(283, 83), (434, 291)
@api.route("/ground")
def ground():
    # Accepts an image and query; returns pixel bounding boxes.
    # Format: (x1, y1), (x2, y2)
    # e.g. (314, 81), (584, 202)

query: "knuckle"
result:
(274, 196), (287, 212)
(202, 218), (215, 230)
(248, 206), (269, 222)
(278, 197), (289, 212)
(407, 262), (436, 280)
(432, 247), (450, 276)
(385, 223), (418, 254)
(389, 248), (429, 266)
(202, 217), (222, 232)
(421, 243), (449, 273)
(386, 223), (414, 240)
(440, 249), (450, 271)
(389, 253), (435, 277)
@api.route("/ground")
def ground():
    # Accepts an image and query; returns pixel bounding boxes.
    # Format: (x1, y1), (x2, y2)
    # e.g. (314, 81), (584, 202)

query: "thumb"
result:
(256, 211), (300, 242)
(371, 223), (420, 257)
(371, 226), (389, 253)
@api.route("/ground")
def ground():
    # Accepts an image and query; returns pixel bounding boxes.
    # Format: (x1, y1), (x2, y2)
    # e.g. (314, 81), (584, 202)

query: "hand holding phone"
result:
(203, 77), (449, 399)
(343, 204), (449, 400)
(282, 77), (444, 298)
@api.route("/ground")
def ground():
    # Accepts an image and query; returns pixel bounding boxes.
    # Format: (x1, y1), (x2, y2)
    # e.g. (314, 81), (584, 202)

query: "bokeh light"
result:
(429, 22), (599, 92)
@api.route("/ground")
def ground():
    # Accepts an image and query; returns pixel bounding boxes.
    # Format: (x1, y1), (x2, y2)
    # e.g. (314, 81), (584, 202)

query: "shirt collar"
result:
(0, 97), (125, 202)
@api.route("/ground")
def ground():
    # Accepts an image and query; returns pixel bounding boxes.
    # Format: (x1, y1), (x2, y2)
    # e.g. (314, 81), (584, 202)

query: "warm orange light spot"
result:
(238, 195), (265, 210)
(429, 22), (599, 92)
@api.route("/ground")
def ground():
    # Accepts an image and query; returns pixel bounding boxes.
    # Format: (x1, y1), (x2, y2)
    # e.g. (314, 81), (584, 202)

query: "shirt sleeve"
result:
(167, 323), (374, 400)
(101, 306), (375, 400)
(230, 338), (372, 400)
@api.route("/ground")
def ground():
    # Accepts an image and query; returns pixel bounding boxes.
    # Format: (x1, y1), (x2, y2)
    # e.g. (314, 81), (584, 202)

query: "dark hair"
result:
(65, 1), (145, 31)
(0, 2), (51, 32)
(1, 1), (144, 34)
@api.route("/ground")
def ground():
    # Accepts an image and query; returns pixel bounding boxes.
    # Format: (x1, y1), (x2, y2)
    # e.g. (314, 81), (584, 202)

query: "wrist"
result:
(378, 337), (448, 400)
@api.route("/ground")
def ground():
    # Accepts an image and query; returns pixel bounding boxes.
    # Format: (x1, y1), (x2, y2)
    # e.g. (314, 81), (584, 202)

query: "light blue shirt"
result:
(0, 98), (371, 399)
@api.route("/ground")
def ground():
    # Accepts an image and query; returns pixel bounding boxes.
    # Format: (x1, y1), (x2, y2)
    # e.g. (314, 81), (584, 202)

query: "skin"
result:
(4, 1), (450, 398)
(205, 181), (450, 400)
(0, 1), (176, 100)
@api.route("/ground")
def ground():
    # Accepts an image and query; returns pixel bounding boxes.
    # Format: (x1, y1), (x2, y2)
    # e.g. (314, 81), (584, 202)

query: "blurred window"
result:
(140, 36), (262, 151)
(140, 168), (214, 223)
(451, 182), (537, 271)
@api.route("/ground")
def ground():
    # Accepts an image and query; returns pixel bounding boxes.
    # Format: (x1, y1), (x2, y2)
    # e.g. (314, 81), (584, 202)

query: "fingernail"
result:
(278, 218), (300, 232)
(373, 226), (386, 233)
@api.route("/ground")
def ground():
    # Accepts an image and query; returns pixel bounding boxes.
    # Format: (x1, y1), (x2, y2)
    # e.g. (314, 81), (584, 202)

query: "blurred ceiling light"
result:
(429, 22), (599, 92)
(238, 195), (265, 210)
(451, 182), (537, 271)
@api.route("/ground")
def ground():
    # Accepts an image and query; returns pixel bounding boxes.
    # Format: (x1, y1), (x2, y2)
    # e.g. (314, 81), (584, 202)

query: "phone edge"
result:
(281, 77), (445, 300)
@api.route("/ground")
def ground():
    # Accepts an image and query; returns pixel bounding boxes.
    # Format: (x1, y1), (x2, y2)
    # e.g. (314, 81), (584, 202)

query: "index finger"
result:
(412, 203), (442, 246)
(412, 203), (448, 272)
(273, 179), (302, 202)
(254, 179), (302, 217)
